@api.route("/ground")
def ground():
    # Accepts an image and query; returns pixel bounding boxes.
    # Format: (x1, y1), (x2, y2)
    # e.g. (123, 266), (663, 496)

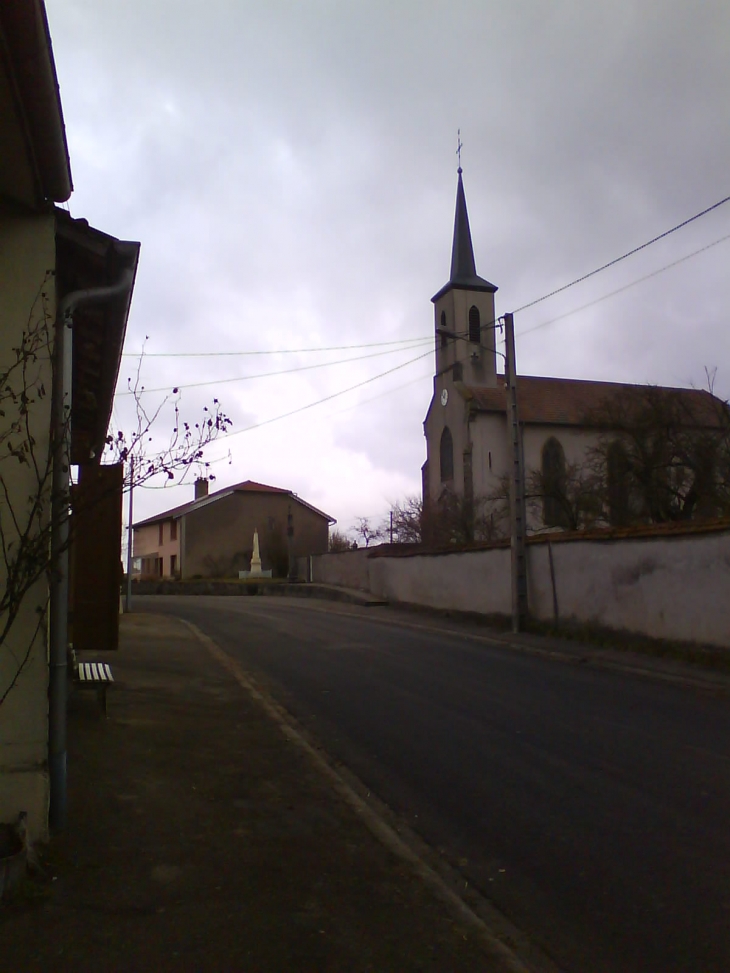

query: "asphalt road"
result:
(137, 595), (730, 973)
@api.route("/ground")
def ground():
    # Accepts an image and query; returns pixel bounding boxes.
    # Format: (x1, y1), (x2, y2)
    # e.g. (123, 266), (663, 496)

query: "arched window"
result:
(607, 440), (630, 526)
(542, 437), (568, 527)
(468, 305), (480, 343)
(440, 310), (447, 348)
(440, 427), (454, 482)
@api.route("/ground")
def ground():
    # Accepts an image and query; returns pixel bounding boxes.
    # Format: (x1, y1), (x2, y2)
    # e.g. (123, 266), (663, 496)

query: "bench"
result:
(70, 649), (114, 715)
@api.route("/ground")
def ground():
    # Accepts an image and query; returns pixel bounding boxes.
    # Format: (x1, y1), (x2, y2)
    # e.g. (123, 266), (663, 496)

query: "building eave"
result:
(55, 211), (141, 465)
(431, 278), (498, 303)
(0, 0), (72, 205)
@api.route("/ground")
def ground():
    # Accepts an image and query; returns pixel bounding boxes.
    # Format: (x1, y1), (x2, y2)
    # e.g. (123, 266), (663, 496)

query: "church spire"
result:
(431, 167), (497, 303)
(450, 168), (478, 283)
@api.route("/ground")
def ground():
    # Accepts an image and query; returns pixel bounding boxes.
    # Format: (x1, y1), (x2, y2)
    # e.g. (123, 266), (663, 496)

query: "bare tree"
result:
(381, 496), (424, 544)
(350, 516), (381, 548)
(105, 344), (232, 490)
(0, 280), (56, 705)
(584, 384), (730, 525)
(525, 462), (603, 532)
(523, 382), (730, 531)
(421, 489), (509, 547)
(328, 529), (351, 553)
(0, 313), (231, 706)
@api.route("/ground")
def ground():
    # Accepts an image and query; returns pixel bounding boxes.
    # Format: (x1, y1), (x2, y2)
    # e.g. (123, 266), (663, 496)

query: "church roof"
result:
(431, 169), (497, 303)
(465, 375), (725, 427)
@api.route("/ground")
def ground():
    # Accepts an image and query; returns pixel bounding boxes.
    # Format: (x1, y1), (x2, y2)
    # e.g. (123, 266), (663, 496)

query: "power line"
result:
(219, 349), (432, 441)
(323, 370), (433, 419)
(121, 336), (430, 358)
(514, 193), (730, 313)
(517, 231), (730, 339)
(116, 340), (432, 396)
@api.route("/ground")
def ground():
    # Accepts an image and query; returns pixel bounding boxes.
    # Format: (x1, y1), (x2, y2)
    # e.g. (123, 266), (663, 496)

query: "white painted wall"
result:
(311, 547), (371, 590)
(311, 527), (730, 649)
(0, 212), (57, 839)
(368, 546), (512, 615)
(528, 531), (730, 646)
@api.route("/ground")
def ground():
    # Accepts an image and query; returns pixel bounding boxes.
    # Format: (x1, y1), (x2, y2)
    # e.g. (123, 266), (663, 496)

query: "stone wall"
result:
(310, 526), (730, 649)
(310, 547), (371, 591)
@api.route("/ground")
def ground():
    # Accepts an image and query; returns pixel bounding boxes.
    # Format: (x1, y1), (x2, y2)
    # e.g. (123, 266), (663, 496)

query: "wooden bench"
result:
(70, 649), (114, 715)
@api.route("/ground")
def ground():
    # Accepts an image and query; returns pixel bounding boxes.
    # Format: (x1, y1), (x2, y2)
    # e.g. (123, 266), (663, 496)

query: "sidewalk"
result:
(0, 613), (512, 972)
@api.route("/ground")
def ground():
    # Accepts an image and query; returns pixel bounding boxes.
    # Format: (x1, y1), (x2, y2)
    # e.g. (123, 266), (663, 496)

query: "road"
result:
(137, 595), (730, 973)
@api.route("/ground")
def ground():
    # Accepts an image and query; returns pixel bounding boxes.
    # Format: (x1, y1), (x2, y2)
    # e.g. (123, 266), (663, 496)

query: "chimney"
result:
(194, 478), (208, 500)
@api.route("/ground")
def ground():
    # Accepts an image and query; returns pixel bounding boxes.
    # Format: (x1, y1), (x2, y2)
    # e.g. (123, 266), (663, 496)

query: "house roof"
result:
(0, 0), (72, 206)
(431, 169), (497, 303)
(464, 375), (725, 427)
(133, 480), (336, 529)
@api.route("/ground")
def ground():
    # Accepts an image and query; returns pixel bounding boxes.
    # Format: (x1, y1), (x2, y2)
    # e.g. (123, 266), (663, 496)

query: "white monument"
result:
(250, 528), (263, 575)
(239, 528), (272, 579)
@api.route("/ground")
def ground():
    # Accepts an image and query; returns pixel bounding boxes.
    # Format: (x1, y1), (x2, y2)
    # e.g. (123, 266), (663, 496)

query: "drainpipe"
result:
(48, 266), (135, 832)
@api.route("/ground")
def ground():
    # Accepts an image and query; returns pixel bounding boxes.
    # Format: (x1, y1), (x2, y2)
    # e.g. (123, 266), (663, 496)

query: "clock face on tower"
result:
(440, 388), (448, 406)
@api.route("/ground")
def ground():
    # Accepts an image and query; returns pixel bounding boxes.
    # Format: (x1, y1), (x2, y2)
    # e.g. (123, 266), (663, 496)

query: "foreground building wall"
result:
(0, 213), (57, 839)
(312, 525), (730, 649)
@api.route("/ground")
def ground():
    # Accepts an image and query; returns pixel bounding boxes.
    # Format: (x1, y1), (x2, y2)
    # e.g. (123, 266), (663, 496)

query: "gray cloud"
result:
(48, 0), (730, 528)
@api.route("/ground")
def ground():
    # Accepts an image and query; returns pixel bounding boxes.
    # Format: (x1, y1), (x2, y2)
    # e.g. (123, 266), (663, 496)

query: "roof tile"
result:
(467, 375), (724, 427)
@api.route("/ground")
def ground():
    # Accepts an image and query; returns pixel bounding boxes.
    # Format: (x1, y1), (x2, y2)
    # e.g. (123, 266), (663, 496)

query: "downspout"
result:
(48, 267), (135, 832)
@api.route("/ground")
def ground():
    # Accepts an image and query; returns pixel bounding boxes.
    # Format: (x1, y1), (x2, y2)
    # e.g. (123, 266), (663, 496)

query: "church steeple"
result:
(431, 165), (498, 389)
(432, 168), (497, 303)
(450, 168), (478, 282)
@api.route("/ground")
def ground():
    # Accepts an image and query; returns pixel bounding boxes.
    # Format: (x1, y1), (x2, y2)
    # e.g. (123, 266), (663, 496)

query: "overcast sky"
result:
(48, 0), (730, 536)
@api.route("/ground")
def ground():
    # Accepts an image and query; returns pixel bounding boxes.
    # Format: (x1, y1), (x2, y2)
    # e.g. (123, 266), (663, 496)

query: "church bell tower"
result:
(432, 167), (498, 388)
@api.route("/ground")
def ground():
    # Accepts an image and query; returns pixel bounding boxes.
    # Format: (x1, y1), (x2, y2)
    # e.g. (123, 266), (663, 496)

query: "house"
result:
(0, 1), (139, 838)
(133, 479), (335, 579)
(423, 167), (726, 535)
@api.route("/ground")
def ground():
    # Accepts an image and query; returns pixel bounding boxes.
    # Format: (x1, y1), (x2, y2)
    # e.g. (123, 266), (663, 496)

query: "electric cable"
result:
(219, 349), (432, 441)
(323, 370), (433, 419)
(116, 339), (432, 396)
(517, 231), (730, 339)
(121, 336), (430, 358)
(513, 193), (730, 313)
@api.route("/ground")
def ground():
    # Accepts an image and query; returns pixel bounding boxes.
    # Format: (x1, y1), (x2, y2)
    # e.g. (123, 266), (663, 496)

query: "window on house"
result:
(158, 557), (163, 577)
(158, 522), (164, 545)
(170, 520), (178, 541)
(542, 437), (568, 527)
(440, 310), (447, 348)
(440, 427), (454, 482)
(170, 554), (177, 576)
(468, 305), (480, 343)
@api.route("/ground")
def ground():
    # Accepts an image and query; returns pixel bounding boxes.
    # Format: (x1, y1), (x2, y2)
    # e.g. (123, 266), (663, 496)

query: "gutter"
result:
(48, 263), (135, 831)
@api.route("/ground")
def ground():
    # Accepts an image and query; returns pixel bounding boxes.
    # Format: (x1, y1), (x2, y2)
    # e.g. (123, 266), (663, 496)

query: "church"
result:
(422, 169), (725, 536)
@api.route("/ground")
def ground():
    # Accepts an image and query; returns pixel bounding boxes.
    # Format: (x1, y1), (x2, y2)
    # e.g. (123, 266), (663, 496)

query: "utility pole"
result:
(125, 456), (134, 613)
(504, 312), (528, 632)
(287, 504), (295, 580)
(389, 510), (394, 544)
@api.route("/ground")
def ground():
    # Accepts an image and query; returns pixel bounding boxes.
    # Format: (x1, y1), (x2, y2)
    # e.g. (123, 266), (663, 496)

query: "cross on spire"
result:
(456, 129), (463, 173)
